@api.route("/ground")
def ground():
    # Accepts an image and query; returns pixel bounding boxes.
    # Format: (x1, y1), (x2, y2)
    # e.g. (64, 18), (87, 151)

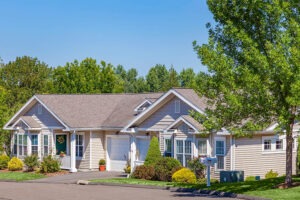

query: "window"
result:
(43, 135), (49, 156)
(164, 138), (172, 157)
(276, 139), (283, 150)
(31, 135), (38, 155)
(175, 100), (180, 113)
(38, 104), (43, 115)
(264, 139), (271, 150)
(197, 139), (207, 155)
(215, 139), (225, 170)
(76, 134), (84, 157)
(175, 140), (192, 166)
(18, 135), (28, 156)
(13, 134), (17, 155)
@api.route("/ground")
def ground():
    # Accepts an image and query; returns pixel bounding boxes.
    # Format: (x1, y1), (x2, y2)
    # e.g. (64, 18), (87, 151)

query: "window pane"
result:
(44, 135), (48, 145)
(14, 134), (18, 144)
(19, 145), (23, 155)
(164, 139), (172, 157)
(23, 135), (28, 145)
(32, 146), (38, 155)
(264, 140), (271, 150)
(276, 139), (283, 150)
(18, 135), (23, 145)
(31, 135), (38, 145)
(13, 144), (17, 155)
(176, 140), (183, 153)
(24, 146), (28, 156)
(44, 146), (48, 156)
(185, 141), (191, 154)
(198, 140), (207, 155)
(217, 156), (224, 169)
(176, 154), (183, 165)
(216, 141), (224, 155)
(185, 155), (192, 164)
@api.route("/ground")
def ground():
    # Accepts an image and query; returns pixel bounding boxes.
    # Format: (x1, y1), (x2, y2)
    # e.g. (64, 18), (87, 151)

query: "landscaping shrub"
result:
(198, 178), (219, 184)
(187, 158), (206, 178)
(40, 155), (60, 173)
(24, 154), (40, 172)
(154, 157), (182, 181)
(245, 176), (256, 181)
(8, 157), (23, 171)
(144, 136), (162, 166)
(265, 170), (278, 179)
(0, 154), (10, 169)
(172, 168), (196, 184)
(132, 165), (155, 180)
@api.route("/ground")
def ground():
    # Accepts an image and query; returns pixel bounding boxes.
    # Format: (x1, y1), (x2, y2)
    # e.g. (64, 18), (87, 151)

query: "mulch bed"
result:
(276, 182), (300, 189)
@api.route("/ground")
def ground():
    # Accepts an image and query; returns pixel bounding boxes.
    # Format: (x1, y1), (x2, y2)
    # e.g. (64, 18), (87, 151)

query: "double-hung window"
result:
(43, 135), (49, 156)
(175, 140), (192, 166)
(276, 139), (283, 150)
(215, 139), (225, 170)
(264, 139), (272, 150)
(197, 139), (207, 156)
(76, 134), (84, 158)
(18, 135), (28, 156)
(164, 138), (172, 157)
(31, 135), (38, 155)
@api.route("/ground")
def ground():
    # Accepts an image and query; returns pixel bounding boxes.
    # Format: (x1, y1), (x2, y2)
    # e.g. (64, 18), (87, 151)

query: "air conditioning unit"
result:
(220, 171), (244, 183)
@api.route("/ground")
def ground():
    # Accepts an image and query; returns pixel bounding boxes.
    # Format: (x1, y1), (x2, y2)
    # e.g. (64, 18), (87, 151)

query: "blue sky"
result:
(0, 0), (214, 76)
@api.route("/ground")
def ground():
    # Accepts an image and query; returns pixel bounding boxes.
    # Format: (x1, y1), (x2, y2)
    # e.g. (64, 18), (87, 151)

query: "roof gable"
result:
(166, 115), (204, 133)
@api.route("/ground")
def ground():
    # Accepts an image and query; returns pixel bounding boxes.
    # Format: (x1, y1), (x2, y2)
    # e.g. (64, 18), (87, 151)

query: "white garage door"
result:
(107, 136), (130, 171)
(136, 138), (150, 161)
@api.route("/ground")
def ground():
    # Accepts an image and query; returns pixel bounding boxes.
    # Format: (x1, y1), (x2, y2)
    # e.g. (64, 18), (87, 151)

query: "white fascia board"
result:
(11, 118), (31, 129)
(165, 117), (199, 133)
(122, 89), (205, 132)
(3, 96), (36, 129)
(133, 99), (152, 112)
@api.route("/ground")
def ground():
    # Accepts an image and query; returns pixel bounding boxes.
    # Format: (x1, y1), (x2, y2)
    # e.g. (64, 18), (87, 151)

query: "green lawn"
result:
(91, 176), (300, 200)
(0, 171), (46, 181)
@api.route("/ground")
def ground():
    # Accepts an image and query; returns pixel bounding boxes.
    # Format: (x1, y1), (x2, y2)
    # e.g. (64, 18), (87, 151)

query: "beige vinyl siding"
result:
(139, 97), (193, 130)
(234, 135), (297, 178)
(91, 131), (105, 169)
(226, 136), (231, 171)
(76, 131), (90, 169)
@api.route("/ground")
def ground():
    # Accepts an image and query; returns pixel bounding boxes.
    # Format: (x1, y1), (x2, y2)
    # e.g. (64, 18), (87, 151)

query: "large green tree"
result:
(146, 64), (169, 92)
(194, 1), (299, 186)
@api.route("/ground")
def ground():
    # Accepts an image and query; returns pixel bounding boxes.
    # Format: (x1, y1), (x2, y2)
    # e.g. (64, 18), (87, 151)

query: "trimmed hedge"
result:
(8, 157), (23, 171)
(172, 168), (196, 184)
(154, 157), (182, 181)
(144, 136), (162, 166)
(0, 154), (10, 169)
(132, 165), (155, 180)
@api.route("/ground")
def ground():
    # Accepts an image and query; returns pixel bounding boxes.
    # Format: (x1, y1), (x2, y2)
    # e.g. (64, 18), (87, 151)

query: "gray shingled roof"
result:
(36, 93), (162, 129)
(20, 116), (41, 128)
(181, 115), (204, 131)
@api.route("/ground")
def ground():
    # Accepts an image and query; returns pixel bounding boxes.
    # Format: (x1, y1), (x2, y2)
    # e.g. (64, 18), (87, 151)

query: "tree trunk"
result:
(285, 123), (294, 187)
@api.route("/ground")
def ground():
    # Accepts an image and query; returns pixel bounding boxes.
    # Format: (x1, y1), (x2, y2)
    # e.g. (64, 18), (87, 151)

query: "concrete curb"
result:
(86, 181), (271, 200)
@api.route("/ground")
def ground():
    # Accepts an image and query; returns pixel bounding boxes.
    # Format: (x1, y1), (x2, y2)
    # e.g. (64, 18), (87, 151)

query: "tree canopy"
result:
(194, 0), (299, 186)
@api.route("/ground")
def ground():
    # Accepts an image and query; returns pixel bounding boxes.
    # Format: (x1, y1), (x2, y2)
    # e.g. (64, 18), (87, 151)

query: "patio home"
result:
(3, 88), (298, 178)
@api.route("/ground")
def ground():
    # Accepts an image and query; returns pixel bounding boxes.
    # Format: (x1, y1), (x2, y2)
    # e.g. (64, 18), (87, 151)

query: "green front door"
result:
(56, 135), (67, 155)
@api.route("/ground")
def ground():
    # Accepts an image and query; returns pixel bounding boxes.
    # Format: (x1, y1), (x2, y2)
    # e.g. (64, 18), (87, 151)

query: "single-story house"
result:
(3, 88), (298, 179)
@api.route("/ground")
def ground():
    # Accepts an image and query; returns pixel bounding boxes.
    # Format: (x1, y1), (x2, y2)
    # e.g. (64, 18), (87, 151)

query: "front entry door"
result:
(56, 135), (67, 155)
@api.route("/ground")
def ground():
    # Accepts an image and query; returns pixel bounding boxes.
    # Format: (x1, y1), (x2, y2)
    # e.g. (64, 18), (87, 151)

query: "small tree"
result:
(144, 136), (161, 166)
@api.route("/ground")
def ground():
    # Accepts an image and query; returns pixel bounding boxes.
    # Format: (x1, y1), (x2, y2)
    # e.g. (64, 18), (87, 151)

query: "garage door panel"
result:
(107, 136), (130, 171)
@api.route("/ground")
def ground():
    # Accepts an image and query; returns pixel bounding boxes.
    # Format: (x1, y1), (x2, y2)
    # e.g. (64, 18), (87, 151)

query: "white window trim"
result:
(262, 136), (286, 153)
(174, 138), (193, 166)
(43, 134), (49, 157)
(214, 137), (226, 171)
(16, 133), (29, 157)
(175, 100), (180, 113)
(196, 138), (209, 156)
(76, 132), (85, 160)
(30, 134), (39, 156)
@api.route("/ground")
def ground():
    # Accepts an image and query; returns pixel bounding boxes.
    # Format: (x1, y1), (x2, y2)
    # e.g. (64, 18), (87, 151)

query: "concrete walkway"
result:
(27, 171), (125, 184)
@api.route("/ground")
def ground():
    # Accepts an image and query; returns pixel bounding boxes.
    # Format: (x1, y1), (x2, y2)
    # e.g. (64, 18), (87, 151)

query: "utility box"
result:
(220, 171), (244, 183)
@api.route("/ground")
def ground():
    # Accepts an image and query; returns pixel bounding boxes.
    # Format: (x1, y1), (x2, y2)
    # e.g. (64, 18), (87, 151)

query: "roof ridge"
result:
(36, 92), (163, 96)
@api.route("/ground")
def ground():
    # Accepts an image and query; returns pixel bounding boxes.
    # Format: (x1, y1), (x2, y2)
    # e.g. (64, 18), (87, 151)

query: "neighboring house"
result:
(3, 88), (299, 179)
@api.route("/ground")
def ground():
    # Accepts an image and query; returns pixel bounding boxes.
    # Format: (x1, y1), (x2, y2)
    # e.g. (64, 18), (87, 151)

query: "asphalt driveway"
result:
(0, 182), (241, 200)
(27, 171), (124, 184)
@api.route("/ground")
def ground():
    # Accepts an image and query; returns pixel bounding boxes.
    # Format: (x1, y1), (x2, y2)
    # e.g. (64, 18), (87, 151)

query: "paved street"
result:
(0, 182), (240, 200)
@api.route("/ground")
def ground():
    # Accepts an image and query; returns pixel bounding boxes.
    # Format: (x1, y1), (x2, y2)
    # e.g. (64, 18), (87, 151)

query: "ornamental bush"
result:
(0, 154), (10, 169)
(8, 157), (23, 171)
(265, 169), (278, 179)
(132, 165), (155, 180)
(245, 176), (256, 181)
(24, 154), (40, 172)
(172, 168), (196, 184)
(40, 155), (60, 173)
(154, 157), (182, 181)
(144, 136), (162, 166)
(187, 158), (206, 179)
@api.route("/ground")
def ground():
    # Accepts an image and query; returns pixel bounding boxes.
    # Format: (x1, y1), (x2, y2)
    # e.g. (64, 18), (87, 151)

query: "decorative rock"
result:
(77, 180), (89, 185)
